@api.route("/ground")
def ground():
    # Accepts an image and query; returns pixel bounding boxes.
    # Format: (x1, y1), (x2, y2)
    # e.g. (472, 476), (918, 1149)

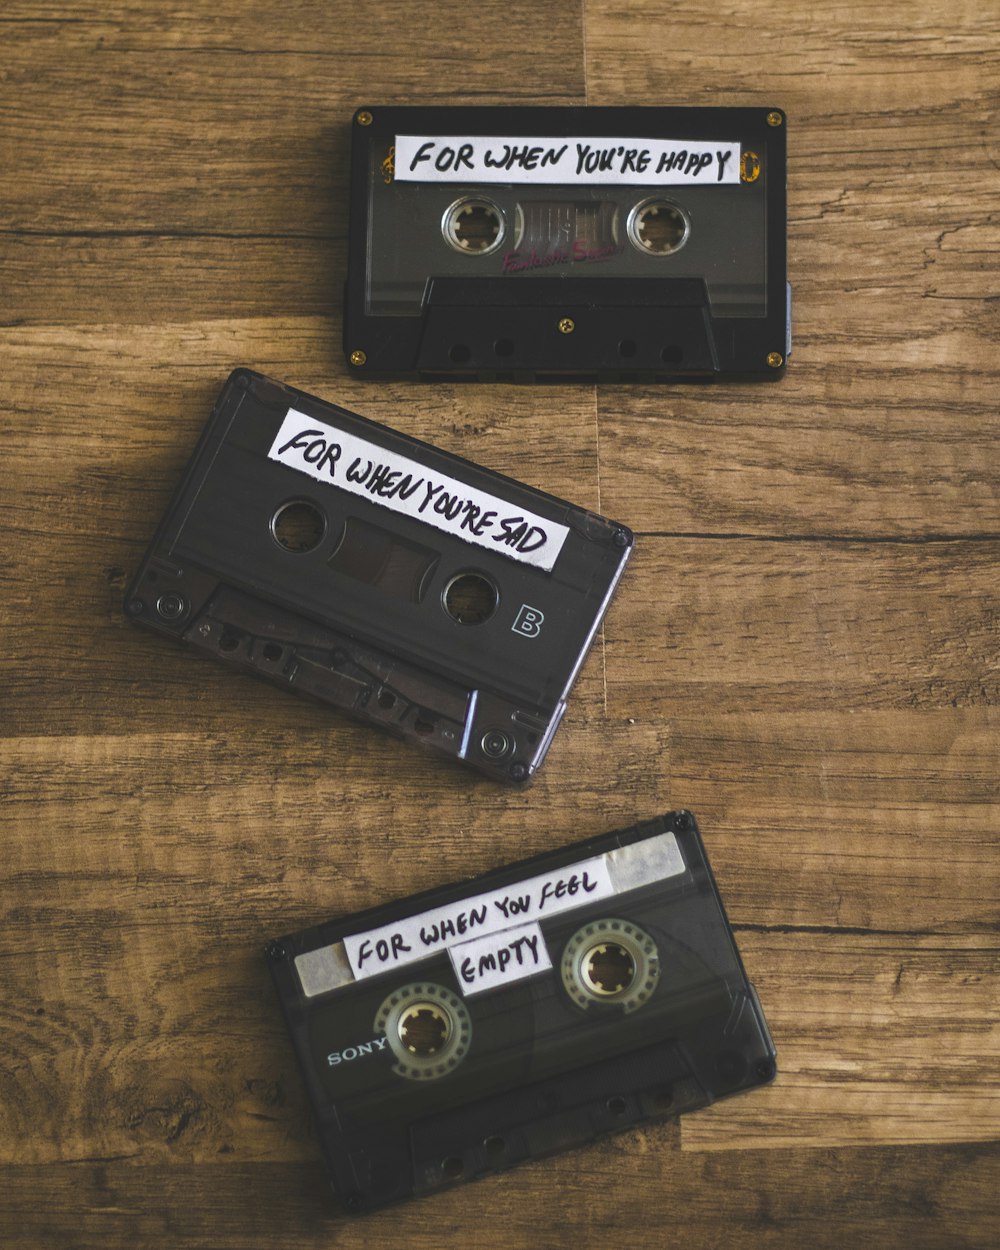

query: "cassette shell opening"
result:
(270, 498), (327, 554)
(442, 570), (499, 625)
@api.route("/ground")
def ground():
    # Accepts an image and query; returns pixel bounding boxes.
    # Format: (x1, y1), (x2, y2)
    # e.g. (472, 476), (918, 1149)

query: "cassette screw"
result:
(155, 592), (186, 621)
(558, 318), (575, 334)
(125, 598), (144, 617)
(349, 349), (367, 367)
(265, 941), (286, 960)
(510, 762), (529, 783)
(766, 351), (784, 368)
(356, 111), (373, 126)
(612, 527), (630, 549)
(766, 111), (783, 127)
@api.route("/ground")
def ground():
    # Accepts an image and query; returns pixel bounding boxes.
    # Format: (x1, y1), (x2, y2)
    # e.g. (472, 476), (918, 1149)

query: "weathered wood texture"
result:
(1, 0), (998, 1246)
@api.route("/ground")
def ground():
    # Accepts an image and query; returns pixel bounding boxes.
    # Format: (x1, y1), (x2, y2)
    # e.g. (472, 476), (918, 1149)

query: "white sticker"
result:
(394, 135), (740, 185)
(448, 921), (552, 995)
(267, 410), (569, 572)
(343, 854), (613, 981)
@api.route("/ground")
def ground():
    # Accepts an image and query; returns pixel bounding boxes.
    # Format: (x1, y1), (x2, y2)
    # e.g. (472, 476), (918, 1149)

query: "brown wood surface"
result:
(1, 1), (998, 1247)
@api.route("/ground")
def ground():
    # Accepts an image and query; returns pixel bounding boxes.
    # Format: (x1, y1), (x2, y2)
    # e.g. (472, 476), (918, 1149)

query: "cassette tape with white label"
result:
(124, 370), (632, 783)
(345, 105), (790, 381)
(267, 811), (776, 1211)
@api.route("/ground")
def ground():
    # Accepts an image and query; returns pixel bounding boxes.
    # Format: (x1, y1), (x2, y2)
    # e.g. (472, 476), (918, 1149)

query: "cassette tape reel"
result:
(345, 106), (790, 381)
(268, 811), (777, 1211)
(124, 370), (632, 784)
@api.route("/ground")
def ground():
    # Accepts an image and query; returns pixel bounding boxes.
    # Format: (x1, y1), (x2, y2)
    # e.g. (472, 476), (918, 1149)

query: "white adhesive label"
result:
(343, 854), (613, 982)
(394, 135), (741, 185)
(448, 921), (552, 995)
(267, 410), (569, 571)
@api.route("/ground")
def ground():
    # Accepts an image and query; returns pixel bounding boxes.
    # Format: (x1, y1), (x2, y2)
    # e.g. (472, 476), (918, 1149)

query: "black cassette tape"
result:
(124, 370), (632, 783)
(345, 105), (789, 382)
(268, 811), (776, 1211)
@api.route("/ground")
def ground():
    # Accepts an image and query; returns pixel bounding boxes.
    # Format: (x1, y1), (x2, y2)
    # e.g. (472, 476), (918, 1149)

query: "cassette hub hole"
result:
(271, 500), (325, 553)
(443, 198), (503, 254)
(583, 942), (636, 997)
(398, 1003), (451, 1056)
(444, 572), (498, 625)
(375, 982), (472, 1080)
(562, 919), (660, 1013)
(629, 200), (689, 255)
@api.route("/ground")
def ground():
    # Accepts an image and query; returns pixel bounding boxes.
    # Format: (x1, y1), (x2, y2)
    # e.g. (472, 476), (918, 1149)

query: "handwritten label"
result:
(448, 921), (551, 995)
(295, 831), (688, 999)
(343, 855), (613, 982)
(267, 410), (569, 571)
(394, 135), (740, 185)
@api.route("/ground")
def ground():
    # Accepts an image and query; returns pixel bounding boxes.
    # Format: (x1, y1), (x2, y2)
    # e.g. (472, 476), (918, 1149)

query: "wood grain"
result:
(2, 0), (999, 1245)
(1, 1146), (998, 1250)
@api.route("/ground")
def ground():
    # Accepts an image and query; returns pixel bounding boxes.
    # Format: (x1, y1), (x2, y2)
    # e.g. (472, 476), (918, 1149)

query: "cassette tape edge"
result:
(124, 370), (633, 785)
(266, 810), (777, 1212)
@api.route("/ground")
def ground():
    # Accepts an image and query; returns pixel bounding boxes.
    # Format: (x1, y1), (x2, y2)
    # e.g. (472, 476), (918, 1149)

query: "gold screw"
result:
(766, 111), (783, 127)
(766, 351), (784, 368)
(356, 110), (373, 126)
(558, 318), (575, 334)
(349, 349), (367, 366)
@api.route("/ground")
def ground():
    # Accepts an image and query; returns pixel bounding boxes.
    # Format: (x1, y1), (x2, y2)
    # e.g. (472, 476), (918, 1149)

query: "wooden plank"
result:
(604, 538), (999, 713)
(1, 922), (993, 1163)
(666, 710), (999, 933)
(2, 722), (996, 1161)
(0, 1145), (998, 1250)
(0, 235), (340, 326)
(596, 370), (1000, 539)
(0, 3), (585, 234)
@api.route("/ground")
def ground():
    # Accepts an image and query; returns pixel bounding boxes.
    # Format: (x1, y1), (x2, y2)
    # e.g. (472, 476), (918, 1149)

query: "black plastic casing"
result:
(345, 105), (789, 382)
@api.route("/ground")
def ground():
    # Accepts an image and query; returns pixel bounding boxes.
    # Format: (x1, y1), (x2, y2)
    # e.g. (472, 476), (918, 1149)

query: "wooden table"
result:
(2, 2), (998, 1246)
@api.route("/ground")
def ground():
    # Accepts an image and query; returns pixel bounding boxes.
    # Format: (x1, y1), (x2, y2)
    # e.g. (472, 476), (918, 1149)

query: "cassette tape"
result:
(124, 370), (632, 784)
(345, 105), (790, 382)
(267, 811), (776, 1211)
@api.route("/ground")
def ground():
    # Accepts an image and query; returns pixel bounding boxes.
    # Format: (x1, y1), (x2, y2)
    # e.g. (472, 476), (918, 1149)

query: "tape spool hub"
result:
(374, 982), (472, 1080)
(626, 198), (690, 256)
(562, 919), (660, 1013)
(442, 196), (506, 255)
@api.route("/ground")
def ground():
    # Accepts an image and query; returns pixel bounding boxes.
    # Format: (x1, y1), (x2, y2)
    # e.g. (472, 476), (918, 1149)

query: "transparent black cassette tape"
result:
(268, 811), (776, 1211)
(124, 370), (632, 783)
(345, 106), (790, 381)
